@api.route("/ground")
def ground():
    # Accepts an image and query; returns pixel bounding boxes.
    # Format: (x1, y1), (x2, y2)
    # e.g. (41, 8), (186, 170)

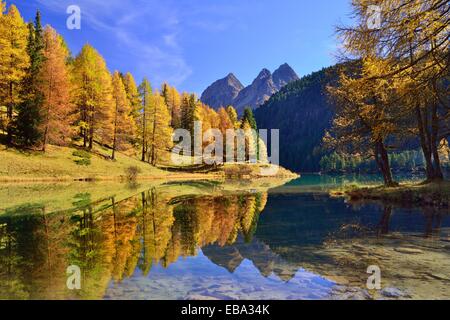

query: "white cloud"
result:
(36, 0), (192, 86)
(35, 0), (242, 88)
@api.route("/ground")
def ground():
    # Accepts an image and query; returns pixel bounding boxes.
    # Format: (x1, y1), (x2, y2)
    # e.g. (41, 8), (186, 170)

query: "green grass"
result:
(0, 142), (297, 182)
(0, 143), (218, 182)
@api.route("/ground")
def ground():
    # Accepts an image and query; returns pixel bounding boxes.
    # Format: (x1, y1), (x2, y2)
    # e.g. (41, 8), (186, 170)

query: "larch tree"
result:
(138, 78), (152, 162)
(0, 3), (29, 144)
(111, 71), (135, 160)
(226, 106), (239, 129)
(180, 93), (199, 135)
(161, 83), (181, 128)
(72, 44), (114, 150)
(39, 26), (74, 151)
(122, 72), (141, 121)
(326, 58), (401, 186)
(147, 93), (173, 166)
(338, 0), (449, 182)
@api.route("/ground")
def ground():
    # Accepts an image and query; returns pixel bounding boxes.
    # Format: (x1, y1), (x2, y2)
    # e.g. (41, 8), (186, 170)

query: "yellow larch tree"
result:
(72, 44), (114, 149)
(0, 3), (29, 143)
(111, 71), (135, 160)
(39, 26), (74, 150)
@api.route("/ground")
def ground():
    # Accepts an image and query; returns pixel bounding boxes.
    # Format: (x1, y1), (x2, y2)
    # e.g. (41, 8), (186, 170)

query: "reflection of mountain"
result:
(203, 236), (297, 281)
(2, 187), (447, 300)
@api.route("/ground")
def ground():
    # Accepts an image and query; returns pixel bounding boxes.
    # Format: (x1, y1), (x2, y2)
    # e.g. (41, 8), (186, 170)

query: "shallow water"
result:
(0, 175), (449, 300)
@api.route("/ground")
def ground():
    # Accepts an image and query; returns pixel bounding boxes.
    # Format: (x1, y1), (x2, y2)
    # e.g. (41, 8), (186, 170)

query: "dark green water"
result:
(0, 175), (449, 300)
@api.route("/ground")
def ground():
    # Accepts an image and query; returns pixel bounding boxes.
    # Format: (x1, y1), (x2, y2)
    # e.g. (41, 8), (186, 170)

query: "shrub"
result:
(73, 150), (91, 166)
(125, 166), (141, 181)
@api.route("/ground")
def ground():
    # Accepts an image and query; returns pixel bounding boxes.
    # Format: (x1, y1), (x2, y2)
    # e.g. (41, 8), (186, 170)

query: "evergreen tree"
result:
(15, 10), (45, 147)
(138, 78), (152, 162)
(241, 107), (257, 130)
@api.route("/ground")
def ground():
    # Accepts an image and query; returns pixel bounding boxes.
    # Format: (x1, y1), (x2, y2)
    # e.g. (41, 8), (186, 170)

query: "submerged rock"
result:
(394, 247), (424, 254)
(425, 273), (450, 281)
(380, 287), (410, 298)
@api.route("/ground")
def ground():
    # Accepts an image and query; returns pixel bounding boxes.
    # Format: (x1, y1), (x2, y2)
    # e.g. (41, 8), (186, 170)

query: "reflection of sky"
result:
(104, 250), (335, 300)
(104, 190), (450, 300)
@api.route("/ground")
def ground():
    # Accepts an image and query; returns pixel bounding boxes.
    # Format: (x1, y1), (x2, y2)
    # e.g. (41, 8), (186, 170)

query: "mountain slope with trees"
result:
(254, 65), (343, 172)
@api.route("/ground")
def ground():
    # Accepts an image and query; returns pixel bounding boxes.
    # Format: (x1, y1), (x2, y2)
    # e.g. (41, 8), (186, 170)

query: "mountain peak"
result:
(200, 63), (299, 113)
(273, 63), (299, 90)
(257, 68), (272, 79)
(200, 73), (244, 109)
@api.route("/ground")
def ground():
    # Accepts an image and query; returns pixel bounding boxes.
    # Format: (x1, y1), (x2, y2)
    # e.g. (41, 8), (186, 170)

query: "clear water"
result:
(0, 175), (449, 300)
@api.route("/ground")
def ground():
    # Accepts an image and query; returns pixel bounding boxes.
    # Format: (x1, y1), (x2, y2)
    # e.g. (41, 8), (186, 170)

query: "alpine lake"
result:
(1, 174), (449, 300)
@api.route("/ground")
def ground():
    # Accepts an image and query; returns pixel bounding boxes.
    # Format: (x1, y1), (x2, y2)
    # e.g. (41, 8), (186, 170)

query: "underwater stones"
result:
(394, 247), (424, 255)
(326, 275), (350, 285)
(185, 294), (220, 300)
(334, 288), (372, 300)
(425, 273), (450, 281)
(380, 287), (410, 298)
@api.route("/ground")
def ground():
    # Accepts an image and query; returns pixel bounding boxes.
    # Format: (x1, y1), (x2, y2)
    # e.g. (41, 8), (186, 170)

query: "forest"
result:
(0, 2), (259, 168)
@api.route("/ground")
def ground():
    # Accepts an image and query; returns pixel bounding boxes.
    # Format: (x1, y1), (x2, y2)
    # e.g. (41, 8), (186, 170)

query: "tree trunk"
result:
(430, 102), (444, 181)
(42, 103), (51, 152)
(141, 93), (147, 162)
(112, 100), (118, 160)
(88, 110), (94, 150)
(6, 82), (13, 146)
(416, 104), (435, 181)
(374, 140), (397, 187)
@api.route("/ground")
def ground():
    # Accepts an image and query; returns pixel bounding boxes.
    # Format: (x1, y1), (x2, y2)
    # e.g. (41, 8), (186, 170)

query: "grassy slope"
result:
(0, 143), (297, 182)
(0, 143), (220, 182)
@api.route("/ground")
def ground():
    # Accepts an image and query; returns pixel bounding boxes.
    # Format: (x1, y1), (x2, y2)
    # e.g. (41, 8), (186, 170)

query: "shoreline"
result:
(332, 181), (450, 208)
(0, 168), (298, 184)
(0, 173), (224, 184)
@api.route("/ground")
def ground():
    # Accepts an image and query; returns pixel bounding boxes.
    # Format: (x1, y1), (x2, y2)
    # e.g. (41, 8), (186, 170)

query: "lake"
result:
(1, 174), (449, 300)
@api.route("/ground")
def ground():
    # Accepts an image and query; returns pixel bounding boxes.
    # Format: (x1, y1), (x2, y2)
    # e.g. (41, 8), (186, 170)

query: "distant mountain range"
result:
(200, 63), (299, 114)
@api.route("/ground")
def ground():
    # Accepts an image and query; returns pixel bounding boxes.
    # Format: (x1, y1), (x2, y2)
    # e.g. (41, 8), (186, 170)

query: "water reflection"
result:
(0, 179), (449, 300)
(0, 186), (269, 299)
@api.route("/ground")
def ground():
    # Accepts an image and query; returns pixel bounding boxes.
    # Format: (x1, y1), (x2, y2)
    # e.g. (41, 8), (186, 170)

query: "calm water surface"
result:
(1, 175), (449, 300)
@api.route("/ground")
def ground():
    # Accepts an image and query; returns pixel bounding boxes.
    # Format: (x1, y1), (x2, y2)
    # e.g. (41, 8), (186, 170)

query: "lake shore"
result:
(0, 144), (298, 183)
(332, 181), (450, 208)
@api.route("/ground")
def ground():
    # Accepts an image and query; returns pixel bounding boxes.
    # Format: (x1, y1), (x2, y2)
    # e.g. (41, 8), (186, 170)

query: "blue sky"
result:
(13, 0), (352, 94)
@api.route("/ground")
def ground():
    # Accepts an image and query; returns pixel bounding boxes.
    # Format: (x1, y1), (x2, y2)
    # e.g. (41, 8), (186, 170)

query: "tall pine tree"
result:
(15, 10), (45, 147)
